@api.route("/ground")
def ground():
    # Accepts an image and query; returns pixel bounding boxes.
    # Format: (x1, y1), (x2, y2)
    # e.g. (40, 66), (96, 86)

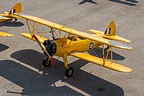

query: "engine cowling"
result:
(43, 40), (57, 56)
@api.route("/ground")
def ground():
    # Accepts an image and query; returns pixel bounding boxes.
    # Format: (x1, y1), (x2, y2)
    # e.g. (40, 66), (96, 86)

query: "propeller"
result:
(32, 34), (55, 70)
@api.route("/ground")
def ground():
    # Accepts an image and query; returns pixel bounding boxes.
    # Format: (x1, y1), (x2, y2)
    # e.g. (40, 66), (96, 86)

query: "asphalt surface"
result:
(0, 0), (143, 96)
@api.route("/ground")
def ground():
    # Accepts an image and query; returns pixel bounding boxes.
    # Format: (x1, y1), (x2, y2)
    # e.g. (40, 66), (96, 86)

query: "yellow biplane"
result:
(12, 3), (132, 78)
(0, 2), (22, 22)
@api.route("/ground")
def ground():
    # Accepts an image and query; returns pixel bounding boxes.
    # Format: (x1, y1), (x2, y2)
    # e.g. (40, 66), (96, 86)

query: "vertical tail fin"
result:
(9, 2), (22, 14)
(104, 21), (116, 36)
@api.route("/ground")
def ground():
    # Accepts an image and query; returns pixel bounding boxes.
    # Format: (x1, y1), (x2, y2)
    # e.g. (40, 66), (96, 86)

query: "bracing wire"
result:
(28, 21), (53, 40)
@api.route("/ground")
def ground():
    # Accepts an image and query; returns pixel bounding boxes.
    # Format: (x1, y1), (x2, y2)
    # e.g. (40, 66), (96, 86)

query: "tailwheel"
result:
(65, 67), (74, 78)
(11, 18), (17, 22)
(14, 18), (17, 22)
(42, 57), (51, 68)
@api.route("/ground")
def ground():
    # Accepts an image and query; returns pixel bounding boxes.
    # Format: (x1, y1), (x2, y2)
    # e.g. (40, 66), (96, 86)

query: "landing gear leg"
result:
(63, 55), (74, 78)
(42, 57), (51, 68)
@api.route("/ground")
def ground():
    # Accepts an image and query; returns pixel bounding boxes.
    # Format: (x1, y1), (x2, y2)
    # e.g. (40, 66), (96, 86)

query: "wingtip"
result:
(119, 68), (132, 73)
(108, 40), (132, 50)
(122, 39), (131, 43)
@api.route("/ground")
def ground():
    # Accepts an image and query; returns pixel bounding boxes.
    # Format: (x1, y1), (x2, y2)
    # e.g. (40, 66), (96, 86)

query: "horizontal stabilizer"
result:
(103, 35), (131, 42)
(71, 53), (132, 72)
(0, 32), (14, 36)
(89, 29), (131, 42)
(0, 15), (11, 22)
(21, 33), (47, 43)
(89, 29), (104, 35)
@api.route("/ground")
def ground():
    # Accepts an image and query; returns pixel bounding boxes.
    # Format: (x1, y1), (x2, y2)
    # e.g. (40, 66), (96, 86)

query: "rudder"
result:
(104, 21), (116, 36)
(9, 2), (22, 14)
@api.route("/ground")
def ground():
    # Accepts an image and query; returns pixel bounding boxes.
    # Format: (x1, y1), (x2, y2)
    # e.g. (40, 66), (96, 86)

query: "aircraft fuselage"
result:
(52, 36), (102, 57)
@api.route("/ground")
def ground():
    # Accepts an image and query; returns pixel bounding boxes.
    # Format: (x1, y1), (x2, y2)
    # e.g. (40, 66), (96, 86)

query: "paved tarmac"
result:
(0, 0), (143, 96)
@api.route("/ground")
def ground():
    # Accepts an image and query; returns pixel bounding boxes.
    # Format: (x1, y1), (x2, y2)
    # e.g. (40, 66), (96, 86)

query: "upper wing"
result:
(71, 53), (132, 72)
(0, 32), (14, 36)
(14, 13), (132, 50)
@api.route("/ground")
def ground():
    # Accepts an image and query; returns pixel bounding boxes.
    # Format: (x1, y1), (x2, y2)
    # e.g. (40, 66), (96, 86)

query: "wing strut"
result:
(26, 19), (33, 34)
(101, 45), (113, 66)
(26, 19), (43, 37)
(50, 27), (55, 39)
(36, 23), (41, 37)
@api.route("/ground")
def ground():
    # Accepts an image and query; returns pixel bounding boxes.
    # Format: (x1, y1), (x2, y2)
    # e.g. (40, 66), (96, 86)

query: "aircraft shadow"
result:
(0, 21), (24, 27)
(109, 0), (138, 6)
(79, 0), (97, 5)
(88, 47), (125, 60)
(126, 0), (139, 3)
(0, 43), (9, 52)
(8, 49), (124, 96)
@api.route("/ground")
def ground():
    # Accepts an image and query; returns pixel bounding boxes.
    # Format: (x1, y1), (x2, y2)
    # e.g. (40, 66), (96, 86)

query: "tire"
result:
(65, 67), (74, 78)
(14, 18), (17, 22)
(42, 57), (51, 68)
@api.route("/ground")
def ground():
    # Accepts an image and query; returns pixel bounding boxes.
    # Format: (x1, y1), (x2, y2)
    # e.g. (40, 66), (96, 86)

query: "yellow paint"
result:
(11, 2), (22, 13)
(0, 32), (14, 36)
(0, 16), (10, 22)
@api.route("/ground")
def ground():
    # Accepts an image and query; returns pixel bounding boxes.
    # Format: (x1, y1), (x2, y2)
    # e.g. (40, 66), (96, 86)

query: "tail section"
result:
(89, 21), (131, 42)
(104, 21), (116, 36)
(1, 2), (22, 22)
(9, 2), (22, 15)
(104, 21), (130, 42)
(0, 2), (22, 22)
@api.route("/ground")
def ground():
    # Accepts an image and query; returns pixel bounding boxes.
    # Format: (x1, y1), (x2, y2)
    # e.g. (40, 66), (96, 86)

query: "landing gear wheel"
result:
(65, 67), (74, 78)
(42, 57), (51, 68)
(11, 18), (17, 22)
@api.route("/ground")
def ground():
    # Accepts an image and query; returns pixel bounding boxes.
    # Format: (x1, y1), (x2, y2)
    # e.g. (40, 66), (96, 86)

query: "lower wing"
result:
(0, 32), (14, 36)
(21, 32), (47, 43)
(71, 53), (132, 72)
